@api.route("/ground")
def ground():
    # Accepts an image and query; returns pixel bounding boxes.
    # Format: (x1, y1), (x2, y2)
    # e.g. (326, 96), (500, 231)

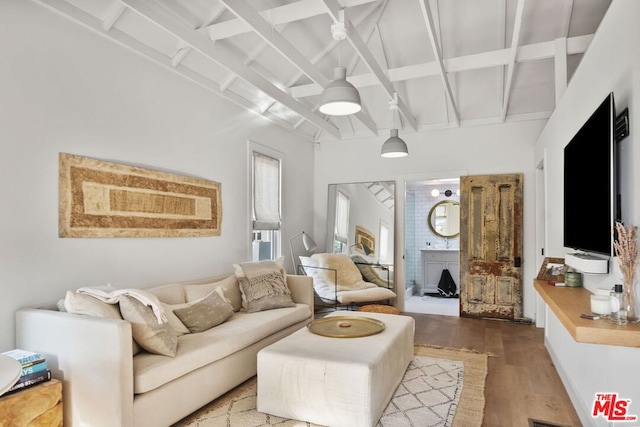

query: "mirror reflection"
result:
(428, 200), (460, 238)
(325, 181), (395, 281)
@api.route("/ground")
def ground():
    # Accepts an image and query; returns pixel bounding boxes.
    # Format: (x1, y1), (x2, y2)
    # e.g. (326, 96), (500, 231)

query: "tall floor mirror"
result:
(325, 182), (395, 282)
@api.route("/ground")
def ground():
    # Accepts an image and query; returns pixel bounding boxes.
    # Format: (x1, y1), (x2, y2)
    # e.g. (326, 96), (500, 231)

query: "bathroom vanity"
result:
(421, 249), (460, 295)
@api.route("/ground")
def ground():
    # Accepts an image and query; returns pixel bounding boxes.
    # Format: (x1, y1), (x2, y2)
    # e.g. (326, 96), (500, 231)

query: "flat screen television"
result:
(563, 92), (618, 257)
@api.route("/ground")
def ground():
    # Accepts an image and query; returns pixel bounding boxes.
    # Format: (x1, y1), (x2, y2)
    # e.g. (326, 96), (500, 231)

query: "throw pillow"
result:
(184, 275), (242, 312)
(350, 255), (391, 287)
(64, 291), (122, 319)
(119, 296), (178, 357)
(172, 290), (234, 333)
(234, 260), (295, 312)
(160, 302), (191, 336)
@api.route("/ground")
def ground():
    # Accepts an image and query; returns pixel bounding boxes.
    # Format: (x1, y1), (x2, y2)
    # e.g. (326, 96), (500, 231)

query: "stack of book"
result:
(1, 349), (51, 395)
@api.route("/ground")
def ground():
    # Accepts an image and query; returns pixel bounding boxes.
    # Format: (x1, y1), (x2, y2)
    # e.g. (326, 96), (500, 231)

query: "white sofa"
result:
(15, 274), (314, 427)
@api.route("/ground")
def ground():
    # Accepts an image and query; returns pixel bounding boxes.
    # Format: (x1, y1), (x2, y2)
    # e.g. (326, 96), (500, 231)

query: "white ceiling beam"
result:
(171, 4), (226, 68)
(290, 33), (594, 98)
(561, 0), (575, 38)
(217, 0), (330, 87)
(32, 0), (313, 141)
(103, 2), (126, 31)
(321, 0), (418, 131)
(554, 37), (568, 103)
(121, 0), (341, 139)
(219, 0), (379, 135)
(202, 0), (377, 41)
(418, 0), (459, 126)
(500, 0), (525, 122)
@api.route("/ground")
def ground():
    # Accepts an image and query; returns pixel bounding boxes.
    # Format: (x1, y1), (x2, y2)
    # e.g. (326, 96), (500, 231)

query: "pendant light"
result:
(319, 10), (362, 116)
(381, 95), (408, 158)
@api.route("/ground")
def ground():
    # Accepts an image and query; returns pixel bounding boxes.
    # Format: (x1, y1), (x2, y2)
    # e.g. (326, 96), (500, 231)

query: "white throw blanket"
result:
(77, 284), (167, 324)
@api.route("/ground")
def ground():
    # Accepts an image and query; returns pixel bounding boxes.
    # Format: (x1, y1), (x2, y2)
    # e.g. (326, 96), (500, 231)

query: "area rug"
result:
(173, 345), (488, 427)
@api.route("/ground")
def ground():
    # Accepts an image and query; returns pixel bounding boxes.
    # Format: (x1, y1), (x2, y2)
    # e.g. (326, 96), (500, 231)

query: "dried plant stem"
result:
(613, 222), (639, 288)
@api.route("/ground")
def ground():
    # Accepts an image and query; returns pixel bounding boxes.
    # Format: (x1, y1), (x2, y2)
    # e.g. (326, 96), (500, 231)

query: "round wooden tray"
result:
(307, 316), (385, 338)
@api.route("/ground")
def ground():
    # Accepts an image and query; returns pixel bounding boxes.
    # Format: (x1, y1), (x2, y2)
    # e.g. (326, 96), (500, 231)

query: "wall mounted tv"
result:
(563, 92), (618, 257)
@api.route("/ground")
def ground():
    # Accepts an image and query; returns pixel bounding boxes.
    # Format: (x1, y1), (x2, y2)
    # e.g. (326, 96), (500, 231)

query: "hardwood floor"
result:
(406, 312), (582, 427)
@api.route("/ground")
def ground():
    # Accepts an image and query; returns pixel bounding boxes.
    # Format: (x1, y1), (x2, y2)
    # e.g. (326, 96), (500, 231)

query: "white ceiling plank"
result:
(289, 33), (593, 98)
(33, 0), (313, 141)
(321, 0), (418, 131)
(103, 2), (126, 31)
(500, 0), (525, 122)
(554, 37), (568, 103)
(121, 0), (341, 139)
(418, 0), (459, 126)
(171, 47), (190, 67)
(202, 0), (377, 41)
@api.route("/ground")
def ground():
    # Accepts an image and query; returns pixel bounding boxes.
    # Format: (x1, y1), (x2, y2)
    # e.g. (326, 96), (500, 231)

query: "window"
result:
(333, 191), (350, 253)
(379, 222), (390, 264)
(251, 151), (281, 261)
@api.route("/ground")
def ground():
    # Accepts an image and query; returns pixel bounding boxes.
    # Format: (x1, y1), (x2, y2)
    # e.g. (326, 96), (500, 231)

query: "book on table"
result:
(5, 369), (52, 395)
(1, 349), (51, 395)
(2, 349), (43, 366)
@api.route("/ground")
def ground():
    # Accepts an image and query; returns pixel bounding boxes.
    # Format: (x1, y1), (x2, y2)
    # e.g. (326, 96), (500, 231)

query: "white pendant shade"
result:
(319, 67), (362, 116)
(380, 129), (408, 158)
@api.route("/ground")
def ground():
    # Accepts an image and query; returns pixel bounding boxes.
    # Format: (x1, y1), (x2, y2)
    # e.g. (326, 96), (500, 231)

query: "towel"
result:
(77, 284), (167, 324)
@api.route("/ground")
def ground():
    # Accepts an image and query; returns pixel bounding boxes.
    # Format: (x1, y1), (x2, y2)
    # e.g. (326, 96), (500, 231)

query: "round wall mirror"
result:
(428, 200), (460, 238)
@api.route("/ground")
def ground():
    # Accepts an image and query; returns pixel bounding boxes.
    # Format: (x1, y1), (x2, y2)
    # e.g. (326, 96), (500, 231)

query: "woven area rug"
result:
(173, 345), (488, 427)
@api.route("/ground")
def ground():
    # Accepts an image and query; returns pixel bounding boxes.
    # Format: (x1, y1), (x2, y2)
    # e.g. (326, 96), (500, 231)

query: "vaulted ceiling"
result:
(38, 0), (611, 142)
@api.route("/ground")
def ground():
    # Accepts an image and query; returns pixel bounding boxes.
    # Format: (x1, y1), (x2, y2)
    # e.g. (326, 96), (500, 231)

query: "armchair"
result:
(299, 253), (396, 311)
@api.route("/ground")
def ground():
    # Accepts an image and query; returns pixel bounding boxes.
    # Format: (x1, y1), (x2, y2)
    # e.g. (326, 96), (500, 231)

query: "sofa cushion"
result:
(120, 296), (178, 357)
(172, 291), (234, 333)
(234, 260), (295, 312)
(184, 275), (242, 312)
(147, 283), (186, 305)
(132, 304), (311, 394)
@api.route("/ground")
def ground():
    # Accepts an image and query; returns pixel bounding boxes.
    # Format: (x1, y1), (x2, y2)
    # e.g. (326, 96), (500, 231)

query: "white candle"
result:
(590, 295), (611, 315)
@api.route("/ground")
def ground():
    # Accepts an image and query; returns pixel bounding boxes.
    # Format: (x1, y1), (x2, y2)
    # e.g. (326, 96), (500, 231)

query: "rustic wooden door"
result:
(459, 173), (524, 320)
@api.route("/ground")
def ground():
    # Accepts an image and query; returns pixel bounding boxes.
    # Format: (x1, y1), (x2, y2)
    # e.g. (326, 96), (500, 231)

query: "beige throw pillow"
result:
(234, 259), (295, 313)
(184, 275), (242, 312)
(119, 296), (178, 357)
(173, 291), (234, 333)
(64, 291), (122, 319)
(160, 302), (191, 336)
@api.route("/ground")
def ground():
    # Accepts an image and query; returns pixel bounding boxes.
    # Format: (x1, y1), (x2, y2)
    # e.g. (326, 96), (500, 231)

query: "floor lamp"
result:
(289, 231), (317, 273)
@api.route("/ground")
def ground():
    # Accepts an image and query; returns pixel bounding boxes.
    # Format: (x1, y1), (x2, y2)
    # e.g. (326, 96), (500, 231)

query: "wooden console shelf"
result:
(535, 279), (640, 348)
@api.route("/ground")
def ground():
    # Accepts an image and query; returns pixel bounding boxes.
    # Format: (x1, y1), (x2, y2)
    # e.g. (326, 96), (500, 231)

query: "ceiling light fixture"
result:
(319, 10), (361, 116)
(381, 94), (408, 158)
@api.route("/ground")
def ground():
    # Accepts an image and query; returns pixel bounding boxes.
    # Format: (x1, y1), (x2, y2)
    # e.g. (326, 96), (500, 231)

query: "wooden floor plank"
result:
(406, 313), (582, 427)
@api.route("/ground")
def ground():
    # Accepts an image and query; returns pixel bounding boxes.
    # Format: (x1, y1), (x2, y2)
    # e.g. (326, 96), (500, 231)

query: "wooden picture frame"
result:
(59, 153), (222, 238)
(354, 225), (375, 257)
(537, 257), (568, 282)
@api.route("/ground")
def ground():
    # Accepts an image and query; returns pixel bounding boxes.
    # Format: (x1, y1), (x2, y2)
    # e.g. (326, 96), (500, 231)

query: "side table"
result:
(0, 379), (62, 426)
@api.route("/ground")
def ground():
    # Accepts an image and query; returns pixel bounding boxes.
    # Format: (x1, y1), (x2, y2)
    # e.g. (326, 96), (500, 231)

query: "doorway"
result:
(403, 177), (461, 316)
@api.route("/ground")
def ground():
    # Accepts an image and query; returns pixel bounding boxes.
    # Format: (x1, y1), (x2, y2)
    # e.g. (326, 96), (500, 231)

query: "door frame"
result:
(395, 170), (468, 312)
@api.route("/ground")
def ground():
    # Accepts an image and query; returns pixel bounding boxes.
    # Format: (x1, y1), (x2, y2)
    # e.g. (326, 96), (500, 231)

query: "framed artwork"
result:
(59, 153), (222, 238)
(537, 257), (568, 282)
(354, 225), (375, 257)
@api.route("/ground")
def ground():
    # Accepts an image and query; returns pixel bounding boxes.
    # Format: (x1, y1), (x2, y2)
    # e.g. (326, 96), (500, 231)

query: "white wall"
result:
(314, 119), (546, 316)
(534, 1), (640, 425)
(0, 2), (314, 351)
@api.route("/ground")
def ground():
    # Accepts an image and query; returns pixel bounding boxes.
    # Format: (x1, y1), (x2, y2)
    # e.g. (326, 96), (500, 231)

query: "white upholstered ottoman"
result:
(257, 311), (414, 427)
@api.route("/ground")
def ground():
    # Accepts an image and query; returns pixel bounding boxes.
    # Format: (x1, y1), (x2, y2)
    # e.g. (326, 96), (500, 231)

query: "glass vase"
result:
(623, 277), (638, 323)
